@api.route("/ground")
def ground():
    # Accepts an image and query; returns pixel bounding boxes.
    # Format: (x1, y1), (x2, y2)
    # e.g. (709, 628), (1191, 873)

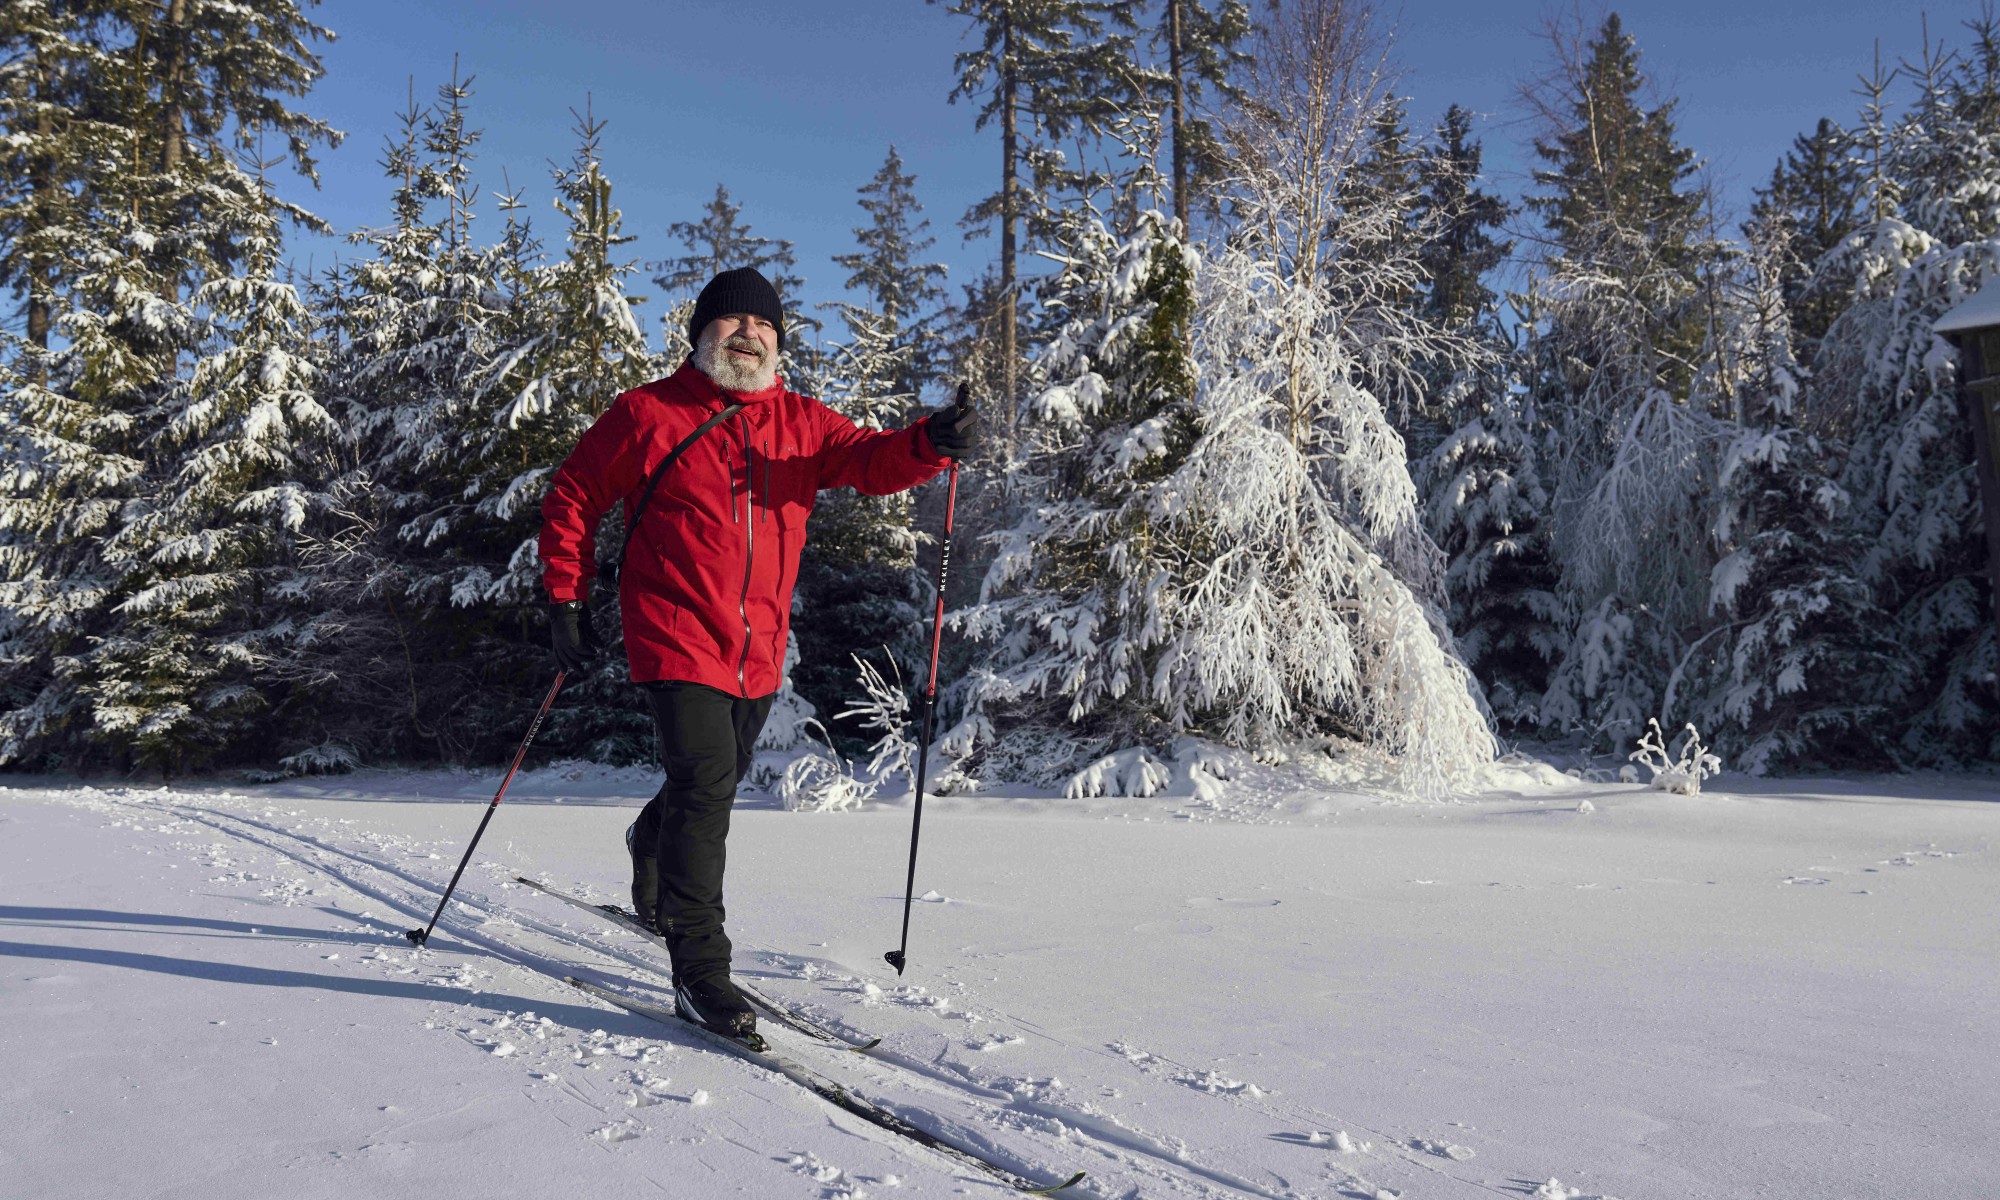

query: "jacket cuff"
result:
(915, 417), (952, 465)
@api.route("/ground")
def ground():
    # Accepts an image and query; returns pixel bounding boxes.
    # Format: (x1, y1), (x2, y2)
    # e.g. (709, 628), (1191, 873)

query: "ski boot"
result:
(674, 973), (762, 1049)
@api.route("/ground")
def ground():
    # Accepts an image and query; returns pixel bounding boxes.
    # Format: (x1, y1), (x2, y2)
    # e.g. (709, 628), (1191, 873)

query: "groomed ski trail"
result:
(72, 789), (1436, 1199)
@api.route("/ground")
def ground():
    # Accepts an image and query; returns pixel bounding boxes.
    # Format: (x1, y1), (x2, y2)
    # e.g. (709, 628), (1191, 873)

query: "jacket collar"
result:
(672, 357), (787, 409)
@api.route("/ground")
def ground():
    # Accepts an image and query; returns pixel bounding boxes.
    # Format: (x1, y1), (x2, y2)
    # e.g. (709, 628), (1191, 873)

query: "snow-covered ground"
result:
(2, 761), (1995, 1200)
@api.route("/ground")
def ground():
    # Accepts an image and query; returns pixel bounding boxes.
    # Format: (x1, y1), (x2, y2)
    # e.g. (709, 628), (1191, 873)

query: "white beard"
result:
(695, 325), (779, 392)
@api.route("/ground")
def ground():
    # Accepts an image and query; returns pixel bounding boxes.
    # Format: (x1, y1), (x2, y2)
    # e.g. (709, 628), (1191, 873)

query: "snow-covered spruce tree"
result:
(83, 157), (343, 773)
(473, 105), (658, 762)
(1519, 11), (1732, 749)
(0, 206), (190, 767)
(0, 1), (122, 354)
(955, 210), (1201, 779)
(1419, 365), (1561, 733)
(1406, 103), (1556, 731)
(793, 148), (949, 746)
(1807, 22), (2000, 762)
(317, 73), (522, 762)
(1682, 228), (1890, 772)
(0, 0), (337, 770)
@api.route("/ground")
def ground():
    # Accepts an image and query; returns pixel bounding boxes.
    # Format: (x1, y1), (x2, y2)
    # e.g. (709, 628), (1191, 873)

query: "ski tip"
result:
(851, 1037), (884, 1053)
(1021, 1170), (1087, 1195)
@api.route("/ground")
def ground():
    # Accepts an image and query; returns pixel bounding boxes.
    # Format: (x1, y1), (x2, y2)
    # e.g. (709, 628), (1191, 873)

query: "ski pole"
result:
(885, 459), (960, 976)
(406, 670), (568, 948)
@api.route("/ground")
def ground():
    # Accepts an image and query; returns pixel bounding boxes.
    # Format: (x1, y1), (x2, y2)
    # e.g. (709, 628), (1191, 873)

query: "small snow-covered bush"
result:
(776, 724), (875, 814)
(1628, 718), (1721, 795)
(278, 740), (359, 776)
(835, 651), (916, 796)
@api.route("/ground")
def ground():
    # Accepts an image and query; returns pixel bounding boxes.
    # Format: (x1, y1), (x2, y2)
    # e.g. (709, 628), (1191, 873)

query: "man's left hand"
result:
(922, 382), (980, 460)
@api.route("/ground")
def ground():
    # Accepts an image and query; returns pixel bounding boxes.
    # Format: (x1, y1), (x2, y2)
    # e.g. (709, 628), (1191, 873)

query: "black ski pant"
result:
(631, 681), (773, 986)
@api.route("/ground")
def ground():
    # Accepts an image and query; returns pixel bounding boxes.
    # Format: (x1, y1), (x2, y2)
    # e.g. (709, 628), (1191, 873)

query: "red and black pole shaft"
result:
(885, 460), (960, 976)
(407, 670), (569, 948)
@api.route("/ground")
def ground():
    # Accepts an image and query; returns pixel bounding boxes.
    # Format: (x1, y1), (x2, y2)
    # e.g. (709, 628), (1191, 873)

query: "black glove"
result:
(923, 382), (980, 460)
(550, 599), (600, 674)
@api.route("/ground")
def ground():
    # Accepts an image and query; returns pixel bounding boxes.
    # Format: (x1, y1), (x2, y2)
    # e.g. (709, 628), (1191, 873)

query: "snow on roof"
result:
(1935, 278), (2000, 334)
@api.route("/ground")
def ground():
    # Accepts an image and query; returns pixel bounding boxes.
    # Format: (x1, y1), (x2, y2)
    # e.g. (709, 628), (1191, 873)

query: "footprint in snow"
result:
(1410, 1137), (1475, 1161)
(592, 1119), (642, 1144)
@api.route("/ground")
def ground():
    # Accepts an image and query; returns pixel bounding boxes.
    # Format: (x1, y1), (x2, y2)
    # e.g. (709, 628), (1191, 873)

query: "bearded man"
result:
(538, 267), (978, 1041)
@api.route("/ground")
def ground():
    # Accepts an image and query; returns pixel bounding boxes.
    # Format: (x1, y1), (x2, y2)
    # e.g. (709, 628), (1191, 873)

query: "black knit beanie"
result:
(688, 267), (785, 349)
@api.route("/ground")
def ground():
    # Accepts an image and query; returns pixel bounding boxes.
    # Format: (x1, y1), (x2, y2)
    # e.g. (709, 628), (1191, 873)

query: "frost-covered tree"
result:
(830, 146), (949, 422)
(315, 73), (522, 762)
(950, 0), (1492, 796)
(1419, 373), (1561, 732)
(0, 0), (336, 769)
(957, 211), (1202, 774)
(0, 1), (118, 351)
(0, 208), (189, 766)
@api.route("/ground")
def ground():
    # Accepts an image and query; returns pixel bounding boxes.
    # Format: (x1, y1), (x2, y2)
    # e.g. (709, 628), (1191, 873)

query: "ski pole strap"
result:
(600, 401), (745, 585)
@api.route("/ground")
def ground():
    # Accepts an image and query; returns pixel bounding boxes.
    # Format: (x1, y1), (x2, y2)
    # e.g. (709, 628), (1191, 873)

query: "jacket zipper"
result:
(734, 415), (754, 698)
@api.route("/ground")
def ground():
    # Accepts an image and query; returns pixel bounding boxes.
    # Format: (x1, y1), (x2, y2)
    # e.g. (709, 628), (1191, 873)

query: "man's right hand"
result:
(550, 599), (600, 673)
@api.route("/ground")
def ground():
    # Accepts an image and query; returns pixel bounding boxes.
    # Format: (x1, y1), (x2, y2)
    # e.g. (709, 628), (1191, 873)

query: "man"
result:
(538, 267), (977, 1041)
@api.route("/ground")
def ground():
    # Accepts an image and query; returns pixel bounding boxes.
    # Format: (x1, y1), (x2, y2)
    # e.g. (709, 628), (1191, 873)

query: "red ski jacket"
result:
(540, 360), (950, 697)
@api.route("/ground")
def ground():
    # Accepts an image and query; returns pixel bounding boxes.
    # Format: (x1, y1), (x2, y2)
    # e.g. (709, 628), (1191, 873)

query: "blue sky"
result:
(286, 0), (1945, 352)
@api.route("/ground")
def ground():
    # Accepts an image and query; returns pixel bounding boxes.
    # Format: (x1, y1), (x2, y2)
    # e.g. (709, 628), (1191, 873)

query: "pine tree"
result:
(957, 211), (1205, 779)
(930, 0), (1147, 442)
(1150, 0), (1250, 231)
(1414, 105), (1512, 339)
(317, 72), (520, 762)
(0, 1), (118, 352)
(1407, 103), (1548, 732)
(830, 146), (949, 420)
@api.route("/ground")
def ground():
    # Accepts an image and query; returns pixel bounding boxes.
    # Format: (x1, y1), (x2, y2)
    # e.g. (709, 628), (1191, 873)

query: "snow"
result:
(1930, 275), (2000, 334)
(2, 765), (1996, 1199)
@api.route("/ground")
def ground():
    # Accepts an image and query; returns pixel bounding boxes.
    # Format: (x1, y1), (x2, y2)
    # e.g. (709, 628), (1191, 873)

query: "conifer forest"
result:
(3, 0), (1996, 791)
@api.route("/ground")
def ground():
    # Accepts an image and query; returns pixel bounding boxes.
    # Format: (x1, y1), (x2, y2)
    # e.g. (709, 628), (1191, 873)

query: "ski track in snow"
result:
(25, 782), (1610, 1199)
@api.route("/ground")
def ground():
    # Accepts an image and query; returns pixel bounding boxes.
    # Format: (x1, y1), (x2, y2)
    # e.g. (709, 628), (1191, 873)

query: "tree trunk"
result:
(1000, 10), (1019, 448)
(1169, 0), (1188, 233)
(161, 0), (187, 173)
(26, 70), (54, 350)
